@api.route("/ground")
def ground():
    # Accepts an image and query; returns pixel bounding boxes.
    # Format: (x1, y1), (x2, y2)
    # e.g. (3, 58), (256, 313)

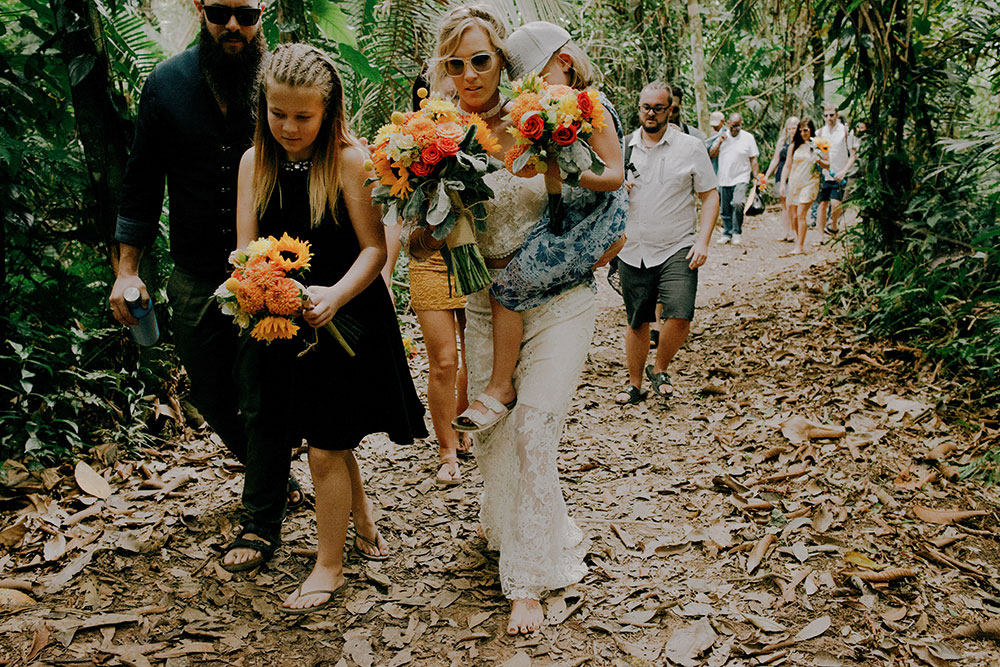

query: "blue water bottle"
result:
(124, 286), (160, 346)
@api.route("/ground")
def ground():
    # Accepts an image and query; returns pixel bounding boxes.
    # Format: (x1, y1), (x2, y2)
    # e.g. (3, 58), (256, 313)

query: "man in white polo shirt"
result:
(615, 81), (720, 405)
(710, 112), (759, 244)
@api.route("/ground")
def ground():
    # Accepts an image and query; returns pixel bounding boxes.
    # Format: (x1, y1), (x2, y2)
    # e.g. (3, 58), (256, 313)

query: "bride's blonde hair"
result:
(429, 5), (508, 92)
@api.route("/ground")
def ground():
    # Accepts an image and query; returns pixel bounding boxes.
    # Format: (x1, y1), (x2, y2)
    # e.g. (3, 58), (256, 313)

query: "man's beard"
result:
(198, 23), (265, 111)
(642, 119), (667, 135)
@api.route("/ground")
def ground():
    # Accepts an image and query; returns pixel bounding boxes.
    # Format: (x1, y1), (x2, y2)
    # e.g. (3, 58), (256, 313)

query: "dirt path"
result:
(2, 210), (999, 666)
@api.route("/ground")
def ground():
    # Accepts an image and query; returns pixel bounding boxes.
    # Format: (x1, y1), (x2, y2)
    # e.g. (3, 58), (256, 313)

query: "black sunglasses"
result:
(203, 4), (262, 26)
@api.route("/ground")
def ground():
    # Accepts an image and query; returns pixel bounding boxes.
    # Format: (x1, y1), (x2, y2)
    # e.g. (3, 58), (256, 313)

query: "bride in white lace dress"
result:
(406, 5), (595, 635)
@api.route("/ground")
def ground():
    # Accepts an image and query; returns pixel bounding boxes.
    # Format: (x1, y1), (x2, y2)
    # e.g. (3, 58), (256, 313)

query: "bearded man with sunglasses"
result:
(109, 1), (299, 572)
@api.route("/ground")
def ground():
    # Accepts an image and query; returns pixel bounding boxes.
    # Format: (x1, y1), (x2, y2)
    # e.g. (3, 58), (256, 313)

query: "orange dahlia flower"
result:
(404, 115), (438, 147)
(265, 277), (304, 316)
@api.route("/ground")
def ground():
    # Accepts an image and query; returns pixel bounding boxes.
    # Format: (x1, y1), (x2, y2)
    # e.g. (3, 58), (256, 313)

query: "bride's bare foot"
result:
(507, 598), (544, 635)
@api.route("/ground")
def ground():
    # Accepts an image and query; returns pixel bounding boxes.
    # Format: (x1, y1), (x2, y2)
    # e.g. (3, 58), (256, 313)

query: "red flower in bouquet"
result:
(520, 114), (545, 140)
(411, 161), (434, 178)
(553, 124), (578, 146)
(435, 136), (460, 157)
(421, 144), (443, 166)
(577, 90), (594, 117)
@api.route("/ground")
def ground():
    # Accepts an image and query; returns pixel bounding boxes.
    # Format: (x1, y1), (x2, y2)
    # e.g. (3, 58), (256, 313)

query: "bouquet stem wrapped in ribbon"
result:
(367, 92), (501, 297)
(215, 233), (360, 356)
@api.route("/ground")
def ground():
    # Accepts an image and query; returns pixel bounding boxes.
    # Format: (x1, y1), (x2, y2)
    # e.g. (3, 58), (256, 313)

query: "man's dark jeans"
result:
(167, 267), (288, 538)
(719, 183), (748, 237)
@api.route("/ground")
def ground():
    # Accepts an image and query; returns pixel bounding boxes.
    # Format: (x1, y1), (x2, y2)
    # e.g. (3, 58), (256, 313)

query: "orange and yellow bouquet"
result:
(367, 91), (501, 297)
(813, 137), (830, 152)
(215, 233), (359, 356)
(504, 72), (607, 185)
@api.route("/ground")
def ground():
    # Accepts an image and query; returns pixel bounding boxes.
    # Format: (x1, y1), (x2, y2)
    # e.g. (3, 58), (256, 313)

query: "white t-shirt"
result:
(619, 127), (718, 269)
(817, 121), (850, 180)
(716, 129), (759, 187)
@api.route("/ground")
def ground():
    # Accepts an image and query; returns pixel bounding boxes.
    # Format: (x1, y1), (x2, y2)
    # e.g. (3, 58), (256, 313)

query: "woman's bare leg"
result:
(417, 308), (463, 481)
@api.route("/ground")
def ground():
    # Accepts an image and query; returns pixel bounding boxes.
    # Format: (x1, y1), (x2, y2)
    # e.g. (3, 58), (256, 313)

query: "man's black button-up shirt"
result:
(115, 45), (255, 280)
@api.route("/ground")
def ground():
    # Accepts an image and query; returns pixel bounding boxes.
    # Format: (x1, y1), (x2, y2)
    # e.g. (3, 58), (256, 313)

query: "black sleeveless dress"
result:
(242, 160), (427, 450)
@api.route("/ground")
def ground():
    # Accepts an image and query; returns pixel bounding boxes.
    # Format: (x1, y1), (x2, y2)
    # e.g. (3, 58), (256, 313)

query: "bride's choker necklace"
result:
(461, 95), (505, 119)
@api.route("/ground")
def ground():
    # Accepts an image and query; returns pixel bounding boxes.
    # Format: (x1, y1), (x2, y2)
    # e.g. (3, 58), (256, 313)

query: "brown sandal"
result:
(436, 455), (461, 486)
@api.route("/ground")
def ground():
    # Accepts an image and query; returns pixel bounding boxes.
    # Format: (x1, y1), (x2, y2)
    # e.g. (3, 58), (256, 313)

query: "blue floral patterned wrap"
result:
(489, 93), (629, 312)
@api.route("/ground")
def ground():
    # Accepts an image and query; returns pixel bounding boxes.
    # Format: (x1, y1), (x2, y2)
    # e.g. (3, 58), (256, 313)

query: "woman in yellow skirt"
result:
(409, 253), (469, 485)
(404, 71), (469, 485)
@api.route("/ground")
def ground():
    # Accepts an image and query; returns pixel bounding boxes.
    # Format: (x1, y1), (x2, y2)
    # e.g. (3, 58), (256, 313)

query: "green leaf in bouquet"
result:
(381, 200), (399, 225)
(587, 145), (607, 176)
(427, 180), (452, 226)
(457, 151), (487, 173)
(402, 185), (425, 220)
(569, 140), (594, 172)
(431, 209), (458, 241)
(371, 183), (392, 200)
(512, 145), (537, 174)
(458, 124), (478, 152)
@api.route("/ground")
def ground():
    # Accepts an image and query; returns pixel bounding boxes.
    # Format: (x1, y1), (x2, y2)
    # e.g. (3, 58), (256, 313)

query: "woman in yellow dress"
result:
(781, 117), (829, 254)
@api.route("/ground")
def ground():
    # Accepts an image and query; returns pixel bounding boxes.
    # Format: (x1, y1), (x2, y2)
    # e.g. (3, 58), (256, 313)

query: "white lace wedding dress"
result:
(464, 170), (595, 600)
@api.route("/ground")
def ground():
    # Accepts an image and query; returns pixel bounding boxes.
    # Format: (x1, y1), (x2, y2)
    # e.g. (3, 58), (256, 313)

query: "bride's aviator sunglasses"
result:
(443, 50), (500, 78)
(202, 4), (262, 26)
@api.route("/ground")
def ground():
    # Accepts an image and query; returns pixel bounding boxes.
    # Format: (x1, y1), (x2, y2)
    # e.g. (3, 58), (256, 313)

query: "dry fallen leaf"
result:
(663, 618), (717, 667)
(794, 615), (831, 642)
(950, 618), (1000, 640)
(744, 614), (787, 633)
(501, 651), (531, 667)
(746, 534), (777, 574)
(781, 416), (846, 444)
(0, 587), (35, 611)
(845, 568), (917, 583)
(913, 504), (987, 525)
(74, 461), (112, 500)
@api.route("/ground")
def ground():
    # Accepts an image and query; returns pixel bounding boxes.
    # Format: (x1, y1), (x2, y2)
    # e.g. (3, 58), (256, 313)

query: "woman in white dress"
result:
(407, 4), (595, 635)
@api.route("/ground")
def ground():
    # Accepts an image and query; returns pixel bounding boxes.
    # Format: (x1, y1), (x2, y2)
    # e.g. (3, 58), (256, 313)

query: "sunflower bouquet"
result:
(367, 91), (501, 297)
(813, 137), (830, 152)
(504, 72), (607, 186)
(215, 233), (360, 356)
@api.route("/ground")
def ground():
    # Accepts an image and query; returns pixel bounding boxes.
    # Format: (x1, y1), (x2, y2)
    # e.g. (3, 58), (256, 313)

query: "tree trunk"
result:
(51, 0), (131, 249)
(276, 0), (310, 43)
(687, 0), (710, 133)
(810, 8), (826, 113)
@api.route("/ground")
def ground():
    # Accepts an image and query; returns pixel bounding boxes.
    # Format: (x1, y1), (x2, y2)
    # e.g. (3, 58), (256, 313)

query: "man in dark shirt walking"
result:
(108, 0), (291, 571)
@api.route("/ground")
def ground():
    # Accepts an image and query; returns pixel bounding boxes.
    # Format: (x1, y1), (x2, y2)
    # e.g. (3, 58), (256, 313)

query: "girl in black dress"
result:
(234, 43), (426, 613)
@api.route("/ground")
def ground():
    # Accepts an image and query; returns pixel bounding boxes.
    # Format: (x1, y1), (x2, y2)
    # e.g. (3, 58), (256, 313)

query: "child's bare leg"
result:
(463, 296), (520, 420)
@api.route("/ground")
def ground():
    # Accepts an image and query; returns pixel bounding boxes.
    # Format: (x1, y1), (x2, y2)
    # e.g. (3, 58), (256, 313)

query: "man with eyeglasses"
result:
(711, 112), (759, 245)
(614, 81), (719, 406)
(109, 1), (297, 572)
(816, 104), (857, 235)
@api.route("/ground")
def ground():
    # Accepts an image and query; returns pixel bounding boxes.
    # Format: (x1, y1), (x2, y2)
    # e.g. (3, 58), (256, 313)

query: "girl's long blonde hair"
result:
(429, 5), (508, 93)
(253, 43), (357, 228)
